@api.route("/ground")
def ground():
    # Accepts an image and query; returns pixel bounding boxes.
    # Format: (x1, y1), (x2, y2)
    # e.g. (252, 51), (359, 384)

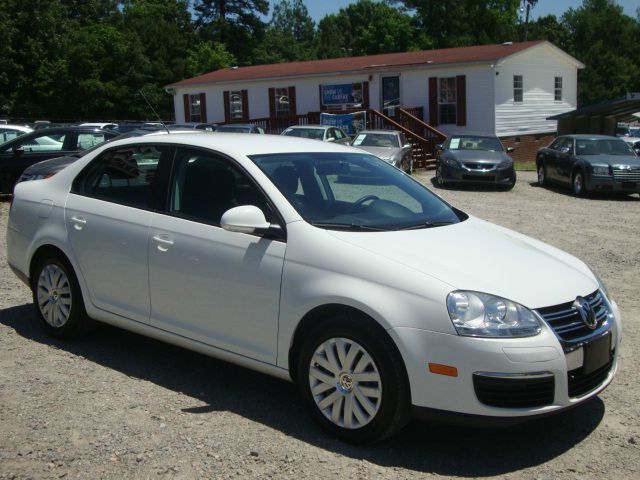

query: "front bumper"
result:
(439, 162), (515, 185)
(588, 174), (640, 193)
(389, 300), (621, 422)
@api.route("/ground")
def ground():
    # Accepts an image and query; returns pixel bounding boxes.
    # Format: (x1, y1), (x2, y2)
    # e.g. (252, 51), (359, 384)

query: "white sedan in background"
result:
(7, 134), (621, 442)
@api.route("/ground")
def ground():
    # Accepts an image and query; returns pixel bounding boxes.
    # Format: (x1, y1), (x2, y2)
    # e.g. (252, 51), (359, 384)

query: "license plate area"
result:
(621, 182), (637, 189)
(582, 333), (611, 375)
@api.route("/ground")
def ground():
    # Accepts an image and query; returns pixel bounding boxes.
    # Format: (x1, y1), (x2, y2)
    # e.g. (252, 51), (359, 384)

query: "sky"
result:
(264, 0), (639, 22)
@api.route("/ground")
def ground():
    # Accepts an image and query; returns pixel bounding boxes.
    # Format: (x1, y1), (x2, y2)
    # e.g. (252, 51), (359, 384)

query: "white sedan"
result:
(7, 134), (621, 442)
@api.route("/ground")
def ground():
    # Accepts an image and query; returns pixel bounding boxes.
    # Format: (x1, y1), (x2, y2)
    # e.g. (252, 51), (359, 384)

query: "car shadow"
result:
(1, 303), (605, 476)
(529, 181), (640, 201)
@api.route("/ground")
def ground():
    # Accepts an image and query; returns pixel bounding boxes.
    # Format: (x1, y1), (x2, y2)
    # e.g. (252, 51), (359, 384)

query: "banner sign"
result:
(320, 111), (367, 135)
(321, 83), (363, 106)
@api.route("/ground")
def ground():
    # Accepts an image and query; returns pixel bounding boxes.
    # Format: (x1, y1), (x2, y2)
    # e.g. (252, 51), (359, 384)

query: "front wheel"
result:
(435, 164), (445, 187)
(32, 255), (92, 338)
(297, 316), (410, 443)
(537, 162), (547, 187)
(572, 171), (585, 196)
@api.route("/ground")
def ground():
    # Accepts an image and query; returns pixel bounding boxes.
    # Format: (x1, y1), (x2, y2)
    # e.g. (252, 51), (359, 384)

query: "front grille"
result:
(535, 290), (609, 342)
(473, 373), (555, 408)
(464, 163), (494, 170)
(613, 169), (640, 182)
(462, 175), (496, 182)
(568, 350), (614, 397)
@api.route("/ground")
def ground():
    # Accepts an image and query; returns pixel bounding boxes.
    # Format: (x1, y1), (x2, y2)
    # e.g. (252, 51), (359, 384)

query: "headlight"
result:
(446, 291), (541, 337)
(592, 165), (610, 176)
(497, 159), (513, 168)
(381, 156), (396, 164)
(588, 266), (610, 300)
(442, 157), (458, 167)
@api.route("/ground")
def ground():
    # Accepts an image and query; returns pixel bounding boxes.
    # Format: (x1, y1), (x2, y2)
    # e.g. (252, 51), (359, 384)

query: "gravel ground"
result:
(1, 171), (639, 479)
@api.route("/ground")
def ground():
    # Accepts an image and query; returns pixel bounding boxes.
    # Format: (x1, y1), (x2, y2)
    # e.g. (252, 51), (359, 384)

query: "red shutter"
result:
(183, 94), (190, 122)
(429, 77), (438, 126)
(288, 86), (297, 117)
(199, 92), (207, 123)
(268, 88), (276, 118)
(362, 81), (369, 109)
(456, 75), (466, 127)
(241, 89), (249, 121)
(223, 91), (230, 123)
(319, 84), (324, 110)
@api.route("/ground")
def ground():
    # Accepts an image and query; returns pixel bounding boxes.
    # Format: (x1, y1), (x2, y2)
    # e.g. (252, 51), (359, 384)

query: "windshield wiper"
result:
(310, 222), (387, 231)
(396, 221), (455, 230)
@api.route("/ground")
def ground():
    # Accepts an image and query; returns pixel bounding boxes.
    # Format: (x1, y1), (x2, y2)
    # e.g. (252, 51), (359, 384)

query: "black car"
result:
(434, 133), (516, 189)
(0, 126), (117, 193)
(536, 134), (640, 196)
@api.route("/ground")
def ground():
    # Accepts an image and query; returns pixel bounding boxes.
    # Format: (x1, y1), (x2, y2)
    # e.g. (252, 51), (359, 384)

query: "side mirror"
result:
(506, 146), (515, 153)
(403, 144), (412, 149)
(435, 144), (443, 151)
(560, 146), (571, 154)
(13, 145), (25, 155)
(221, 205), (272, 234)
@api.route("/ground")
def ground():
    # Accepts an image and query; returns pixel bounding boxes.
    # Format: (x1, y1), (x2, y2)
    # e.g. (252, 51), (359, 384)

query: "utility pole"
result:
(522, 0), (538, 41)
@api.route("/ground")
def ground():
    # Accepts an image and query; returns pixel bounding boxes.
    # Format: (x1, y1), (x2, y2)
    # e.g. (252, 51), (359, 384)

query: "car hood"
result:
(326, 216), (596, 309)
(355, 146), (403, 159)
(23, 155), (77, 175)
(447, 150), (510, 164)
(577, 154), (640, 167)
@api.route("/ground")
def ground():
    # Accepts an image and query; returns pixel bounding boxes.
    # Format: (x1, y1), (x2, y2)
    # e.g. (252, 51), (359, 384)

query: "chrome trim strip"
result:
(473, 371), (554, 380)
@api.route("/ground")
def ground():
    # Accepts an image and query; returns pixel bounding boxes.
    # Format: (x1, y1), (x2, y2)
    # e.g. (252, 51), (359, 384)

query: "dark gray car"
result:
(435, 133), (516, 189)
(351, 130), (413, 173)
(536, 134), (640, 196)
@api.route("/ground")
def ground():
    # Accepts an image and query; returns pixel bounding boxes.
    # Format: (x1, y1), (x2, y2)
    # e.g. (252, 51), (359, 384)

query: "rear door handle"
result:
(70, 215), (87, 230)
(152, 234), (174, 251)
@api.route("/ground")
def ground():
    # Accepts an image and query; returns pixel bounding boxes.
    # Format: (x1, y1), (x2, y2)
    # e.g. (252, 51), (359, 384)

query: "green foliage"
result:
(186, 42), (237, 76)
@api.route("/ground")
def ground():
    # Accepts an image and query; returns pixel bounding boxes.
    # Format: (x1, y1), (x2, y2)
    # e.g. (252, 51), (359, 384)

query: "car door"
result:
(66, 143), (172, 323)
(148, 147), (286, 363)
(543, 137), (565, 182)
(556, 137), (576, 184)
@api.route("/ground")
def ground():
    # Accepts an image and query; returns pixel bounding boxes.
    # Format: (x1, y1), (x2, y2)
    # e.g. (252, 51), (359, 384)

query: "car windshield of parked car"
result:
(282, 128), (325, 141)
(448, 136), (504, 152)
(251, 152), (464, 231)
(217, 126), (252, 133)
(575, 139), (635, 156)
(352, 133), (400, 148)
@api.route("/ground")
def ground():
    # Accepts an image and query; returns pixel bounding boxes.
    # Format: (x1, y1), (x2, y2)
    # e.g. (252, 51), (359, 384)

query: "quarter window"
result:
(438, 77), (457, 124)
(554, 76), (563, 102)
(514, 75), (523, 103)
(72, 145), (167, 209)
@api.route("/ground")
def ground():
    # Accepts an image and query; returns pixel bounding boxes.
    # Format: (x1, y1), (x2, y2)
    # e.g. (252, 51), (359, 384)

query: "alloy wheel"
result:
(308, 337), (382, 429)
(37, 264), (73, 328)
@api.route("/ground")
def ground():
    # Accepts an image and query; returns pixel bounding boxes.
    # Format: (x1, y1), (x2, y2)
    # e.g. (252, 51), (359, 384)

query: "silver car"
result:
(351, 130), (413, 173)
(281, 125), (350, 145)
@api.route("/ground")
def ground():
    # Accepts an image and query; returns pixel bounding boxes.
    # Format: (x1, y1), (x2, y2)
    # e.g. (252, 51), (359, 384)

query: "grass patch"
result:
(515, 161), (536, 171)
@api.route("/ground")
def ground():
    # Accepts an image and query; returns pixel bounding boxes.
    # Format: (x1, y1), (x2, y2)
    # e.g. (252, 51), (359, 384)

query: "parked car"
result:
(0, 126), (118, 193)
(17, 128), (203, 183)
(170, 122), (218, 131)
(536, 134), (640, 196)
(8, 133), (621, 442)
(434, 133), (516, 189)
(216, 123), (264, 134)
(79, 122), (119, 130)
(281, 125), (350, 144)
(351, 130), (413, 173)
(0, 124), (33, 143)
(619, 135), (640, 156)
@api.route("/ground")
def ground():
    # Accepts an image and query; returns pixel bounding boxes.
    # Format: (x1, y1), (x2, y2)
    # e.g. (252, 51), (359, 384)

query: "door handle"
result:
(152, 235), (174, 251)
(70, 215), (87, 230)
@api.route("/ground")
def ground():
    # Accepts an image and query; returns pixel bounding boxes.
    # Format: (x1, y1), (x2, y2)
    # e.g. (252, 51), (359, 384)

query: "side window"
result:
(72, 145), (167, 209)
(19, 133), (66, 152)
(77, 133), (108, 150)
(169, 148), (273, 226)
(559, 137), (574, 154)
(0, 128), (22, 143)
(327, 129), (337, 140)
(549, 138), (563, 151)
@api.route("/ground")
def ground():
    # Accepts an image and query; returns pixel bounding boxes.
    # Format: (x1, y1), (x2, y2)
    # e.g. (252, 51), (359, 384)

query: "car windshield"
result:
(629, 128), (640, 137)
(282, 128), (325, 140)
(448, 136), (504, 152)
(575, 139), (635, 155)
(352, 133), (400, 148)
(250, 152), (464, 231)
(217, 126), (251, 133)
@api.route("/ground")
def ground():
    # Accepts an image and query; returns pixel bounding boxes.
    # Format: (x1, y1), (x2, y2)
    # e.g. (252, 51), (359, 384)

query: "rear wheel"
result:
(32, 255), (92, 338)
(297, 315), (410, 443)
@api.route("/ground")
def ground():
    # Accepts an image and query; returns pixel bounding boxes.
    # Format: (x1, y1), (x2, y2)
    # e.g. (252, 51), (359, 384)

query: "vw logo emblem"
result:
(573, 296), (597, 330)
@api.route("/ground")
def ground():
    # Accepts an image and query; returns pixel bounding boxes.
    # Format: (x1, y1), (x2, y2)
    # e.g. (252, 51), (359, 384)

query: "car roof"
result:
(0, 124), (33, 132)
(103, 132), (359, 157)
(562, 134), (621, 140)
(357, 130), (401, 135)
(448, 131), (499, 138)
(22, 126), (113, 135)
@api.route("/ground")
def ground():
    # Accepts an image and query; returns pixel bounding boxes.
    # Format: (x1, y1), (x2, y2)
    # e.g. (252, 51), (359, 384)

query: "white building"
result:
(167, 40), (584, 161)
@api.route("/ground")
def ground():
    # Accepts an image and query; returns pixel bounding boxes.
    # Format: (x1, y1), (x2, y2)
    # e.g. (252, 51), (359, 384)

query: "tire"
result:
(31, 255), (93, 338)
(405, 158), (413, 175)
(297, 315), (411, 443)
(572, 170), (585, 196)
(435, 164), (446, 187)
(537, 162), (547, 187)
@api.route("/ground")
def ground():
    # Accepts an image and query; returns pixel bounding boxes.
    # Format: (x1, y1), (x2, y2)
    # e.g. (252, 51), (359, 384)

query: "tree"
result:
(193, 0), (269, 64)
(317, 0), (422, 59)
(186, 42), (237, 77)
(251, 0), (316, 64)
(388, 0), (520, 48)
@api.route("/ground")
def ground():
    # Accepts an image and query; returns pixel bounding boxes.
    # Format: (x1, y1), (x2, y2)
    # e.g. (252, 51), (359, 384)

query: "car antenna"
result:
(138, 89), (170, 134)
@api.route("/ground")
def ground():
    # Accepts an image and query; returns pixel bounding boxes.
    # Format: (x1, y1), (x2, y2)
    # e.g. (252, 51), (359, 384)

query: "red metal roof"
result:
(169, 40), (546, 88)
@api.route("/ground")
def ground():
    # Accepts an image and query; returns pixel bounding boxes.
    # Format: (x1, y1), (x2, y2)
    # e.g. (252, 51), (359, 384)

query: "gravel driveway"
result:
(1, 171), (638, 479)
